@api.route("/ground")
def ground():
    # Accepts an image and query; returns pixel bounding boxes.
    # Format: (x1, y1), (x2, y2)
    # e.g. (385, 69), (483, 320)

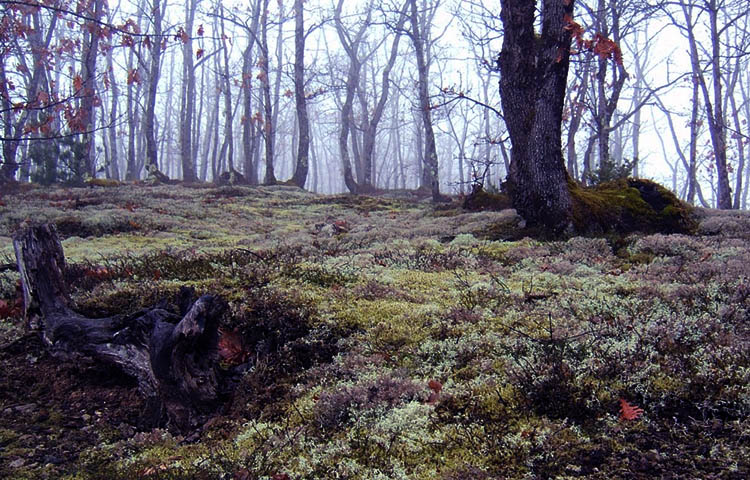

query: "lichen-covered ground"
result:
(0, 183), (748, 479)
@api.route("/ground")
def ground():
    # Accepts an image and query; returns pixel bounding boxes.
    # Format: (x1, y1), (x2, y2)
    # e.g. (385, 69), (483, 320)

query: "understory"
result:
(0, 184), (748, 479)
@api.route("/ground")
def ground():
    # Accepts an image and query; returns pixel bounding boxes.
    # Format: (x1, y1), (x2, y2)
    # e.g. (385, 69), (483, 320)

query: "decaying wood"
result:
(12, 223), (227, 432)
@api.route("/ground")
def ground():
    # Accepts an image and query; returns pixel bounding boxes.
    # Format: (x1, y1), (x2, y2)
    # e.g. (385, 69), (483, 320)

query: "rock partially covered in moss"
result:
(463, 185), (512, 212)
(571, 178), (696, 235)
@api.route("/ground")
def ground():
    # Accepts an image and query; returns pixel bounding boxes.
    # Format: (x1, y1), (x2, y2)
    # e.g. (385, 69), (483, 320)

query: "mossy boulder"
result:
(570, 178), (696, 235)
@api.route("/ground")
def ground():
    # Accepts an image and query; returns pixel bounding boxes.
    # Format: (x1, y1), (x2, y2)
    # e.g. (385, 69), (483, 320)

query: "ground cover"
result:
(0, 184), (748, 479)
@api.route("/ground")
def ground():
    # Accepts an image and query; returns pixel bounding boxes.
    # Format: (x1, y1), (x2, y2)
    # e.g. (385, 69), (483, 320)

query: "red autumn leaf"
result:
(197, 24), (204, 36)
(218, 329), (248, 365)
(619, 398), (644, 421)
(127, 69), (140, 85)
(84, 266), (110, 280)
(196, 48), (204, 59)
(0, 300), (14, 318)
(592, 33), (623, 65)
(563, 14), (585, 47)
(427, 379), (442, 405)
(72, 75), (83, 92)
(175, 28), (189, 44)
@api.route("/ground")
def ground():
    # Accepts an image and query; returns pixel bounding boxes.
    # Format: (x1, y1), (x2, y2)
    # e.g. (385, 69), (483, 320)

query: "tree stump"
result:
(12, 224), (227, 432)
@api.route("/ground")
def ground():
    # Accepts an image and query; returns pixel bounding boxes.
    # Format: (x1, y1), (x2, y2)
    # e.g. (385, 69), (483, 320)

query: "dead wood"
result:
(12, 223), (227, 432)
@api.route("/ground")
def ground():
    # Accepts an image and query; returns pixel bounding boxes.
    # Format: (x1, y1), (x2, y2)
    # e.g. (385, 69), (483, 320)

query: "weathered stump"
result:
(13, 224), (227, 432)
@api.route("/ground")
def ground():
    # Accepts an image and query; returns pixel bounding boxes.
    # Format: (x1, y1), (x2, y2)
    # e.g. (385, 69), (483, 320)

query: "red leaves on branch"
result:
(619, 398), (644, 421)
(121, 18), (141, 35)
(592, 33), (623, 65)
(563, 14), (586, 46)
(197, 24), (204, 36)
(196, 48), (204, 59)
(126, 68), (140, 85)
(62, 104), (86, 132)
(563, 14), (623, 66)
(72, 75), (83, 92)
(175, 27), (189, 44)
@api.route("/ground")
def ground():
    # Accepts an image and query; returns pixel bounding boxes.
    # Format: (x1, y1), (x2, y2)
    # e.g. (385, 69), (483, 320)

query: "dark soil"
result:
(0, 333), (145, 479)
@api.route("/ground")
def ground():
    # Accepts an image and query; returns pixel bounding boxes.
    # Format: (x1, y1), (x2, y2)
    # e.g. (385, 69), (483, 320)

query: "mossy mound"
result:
(462, 186), (512, 212)
(571, 178), (697, 235)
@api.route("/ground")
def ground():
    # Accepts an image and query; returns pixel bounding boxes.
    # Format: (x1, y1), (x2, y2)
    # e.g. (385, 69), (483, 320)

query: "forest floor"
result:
(0, 183), (748, 479)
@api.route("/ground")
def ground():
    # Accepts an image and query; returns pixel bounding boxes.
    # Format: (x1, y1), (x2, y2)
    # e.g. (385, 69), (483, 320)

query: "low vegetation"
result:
(0, 184), (748, 479)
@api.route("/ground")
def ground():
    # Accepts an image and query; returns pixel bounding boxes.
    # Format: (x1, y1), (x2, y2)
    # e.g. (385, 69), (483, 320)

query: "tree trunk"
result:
(334, 0), (368, 194)
(681, 0), (732, 209)
(217, 6), (237, 180)
(260, 0), (276, 184)
(290, 0), (310, 188)
(361, 5), (407, 190)
(13, 224), (227, 432)
(498, 0), (575, 233)
(180, 0), (199, 183)
(408, 0), (445, 202)
(241, 0), (262, 185)
(79, 0), (104, 178)
(144, 0), (164, 173)
(106, 48), (120, 181)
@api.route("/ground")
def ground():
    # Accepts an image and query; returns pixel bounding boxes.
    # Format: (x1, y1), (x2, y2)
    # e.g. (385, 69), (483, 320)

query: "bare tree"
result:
(179, 0), (200, 182)
(664, 0), (750, 208)
(143, 0), (165, 175)
(406, 0), (447, 201)
(290, 0), (310, 188)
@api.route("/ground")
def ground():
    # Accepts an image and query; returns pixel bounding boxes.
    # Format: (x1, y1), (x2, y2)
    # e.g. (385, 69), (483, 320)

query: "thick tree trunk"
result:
(498, 0), (575, 233)
(13, 224), (227, 432)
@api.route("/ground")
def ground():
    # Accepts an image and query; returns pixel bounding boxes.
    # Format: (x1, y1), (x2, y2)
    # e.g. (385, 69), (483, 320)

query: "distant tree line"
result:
(1, 0), (749, 211)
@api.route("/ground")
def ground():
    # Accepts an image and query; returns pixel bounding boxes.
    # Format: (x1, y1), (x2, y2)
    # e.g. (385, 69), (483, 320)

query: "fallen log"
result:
(13, 223), (227, 432)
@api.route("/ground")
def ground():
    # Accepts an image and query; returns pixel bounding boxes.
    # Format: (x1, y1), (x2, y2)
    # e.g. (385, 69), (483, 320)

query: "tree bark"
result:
(179, 0), (199, 183)
(260, 0), (276, 184)
(290, 0), (310, 188)
(361, 4), (407, 189)
(334, 0), (369, 194)
(13, 224), (227, 432)
(498, 0), (575, 233)
(241, 0), (262, 185)
(408, 0), (446, 202)
(144, 0), (164, 172)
